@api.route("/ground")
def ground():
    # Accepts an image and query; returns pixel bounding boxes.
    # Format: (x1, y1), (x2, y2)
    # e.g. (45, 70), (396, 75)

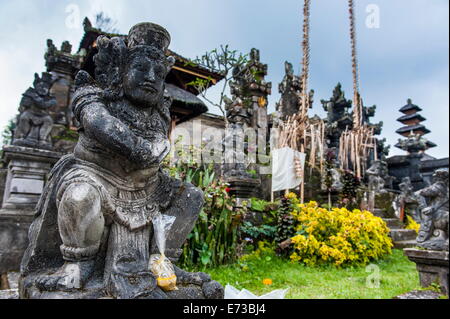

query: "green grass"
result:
(203, 249), (421, 299)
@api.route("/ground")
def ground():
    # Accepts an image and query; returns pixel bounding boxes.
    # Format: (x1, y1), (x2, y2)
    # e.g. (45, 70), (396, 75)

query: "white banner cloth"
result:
(271, 147), (305, 192)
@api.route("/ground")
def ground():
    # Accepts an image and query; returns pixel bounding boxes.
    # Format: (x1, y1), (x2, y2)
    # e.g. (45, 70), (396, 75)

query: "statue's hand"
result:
(74, 70), (96, 88)
(130, 137), (170, 168)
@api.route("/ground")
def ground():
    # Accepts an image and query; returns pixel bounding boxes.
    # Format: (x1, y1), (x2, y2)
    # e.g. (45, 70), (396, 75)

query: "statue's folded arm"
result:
(78, 101), (166, 168)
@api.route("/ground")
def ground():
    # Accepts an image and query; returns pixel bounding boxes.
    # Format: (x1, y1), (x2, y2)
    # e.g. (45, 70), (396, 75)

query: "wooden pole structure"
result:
(298, 0), (312, 204)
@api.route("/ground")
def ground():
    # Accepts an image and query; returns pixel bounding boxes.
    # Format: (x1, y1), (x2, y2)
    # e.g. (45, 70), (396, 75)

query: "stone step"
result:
(384, 218), (403, 229)
(394, 290), (443, 299)
(372, 209), (385, 217)
(389, 229), (418, 242)
(394, 240), (417, 249)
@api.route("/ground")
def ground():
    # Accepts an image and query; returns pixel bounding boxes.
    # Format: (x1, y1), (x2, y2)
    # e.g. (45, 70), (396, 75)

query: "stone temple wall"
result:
(172, 113), (225, 147)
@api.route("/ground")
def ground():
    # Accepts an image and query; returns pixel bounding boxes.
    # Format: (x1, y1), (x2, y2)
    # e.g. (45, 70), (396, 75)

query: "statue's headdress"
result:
(127, 22), (171, 52)
(33, 72), (53, 89)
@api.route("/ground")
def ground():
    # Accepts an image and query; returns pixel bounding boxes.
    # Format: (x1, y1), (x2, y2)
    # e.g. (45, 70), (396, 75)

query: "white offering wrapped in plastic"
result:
(224, 285), (289, 299)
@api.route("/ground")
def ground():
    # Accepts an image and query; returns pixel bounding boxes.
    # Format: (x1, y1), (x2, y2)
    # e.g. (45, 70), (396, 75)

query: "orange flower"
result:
(262, 278), (273, 285)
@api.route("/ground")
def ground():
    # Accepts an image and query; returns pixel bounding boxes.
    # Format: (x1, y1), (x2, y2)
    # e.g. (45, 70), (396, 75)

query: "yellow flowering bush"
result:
(289, 199), (393, 267)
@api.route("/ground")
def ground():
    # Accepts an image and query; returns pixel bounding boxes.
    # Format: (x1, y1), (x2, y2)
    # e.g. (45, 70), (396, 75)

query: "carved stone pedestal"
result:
(1, 145), (61, 210)
(226, 177), (261, 207)
(404, 248), (449, 295)
(0, 145), (61, 273)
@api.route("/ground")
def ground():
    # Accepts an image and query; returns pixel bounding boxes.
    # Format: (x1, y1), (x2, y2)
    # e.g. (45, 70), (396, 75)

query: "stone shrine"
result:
(275, 61), (313, 122)
(321, 83), (385, 159)
(0, 70), (62, 276)
(223, 48), (272, 204)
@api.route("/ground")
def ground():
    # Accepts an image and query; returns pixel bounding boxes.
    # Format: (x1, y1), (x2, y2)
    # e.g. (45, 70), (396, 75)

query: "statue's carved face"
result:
(123, 53), (167, 108)
(35, 81), (50, 96)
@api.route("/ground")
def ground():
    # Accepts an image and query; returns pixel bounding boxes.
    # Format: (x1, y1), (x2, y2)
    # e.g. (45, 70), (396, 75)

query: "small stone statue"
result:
(13, 72), (56, 150)
(321, 148), (343, 192)
(415, 169), (449, 251)
(224, 96), (252, 127)
(366, 160), (389, 193)
(394, 177), (426, 222)
(321, 168), (343, 192)
(20, 23), (223, 299)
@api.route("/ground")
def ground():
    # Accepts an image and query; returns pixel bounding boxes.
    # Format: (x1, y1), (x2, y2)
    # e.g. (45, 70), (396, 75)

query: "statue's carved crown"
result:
(33, 72), (53, 88)
(127, 23), (171, 52)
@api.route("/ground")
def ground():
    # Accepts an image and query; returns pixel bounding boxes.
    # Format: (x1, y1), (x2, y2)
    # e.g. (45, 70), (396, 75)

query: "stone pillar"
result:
(408, 152), (426, 190)
(0, 145), (60, 273)
(224, 48), (271, 204)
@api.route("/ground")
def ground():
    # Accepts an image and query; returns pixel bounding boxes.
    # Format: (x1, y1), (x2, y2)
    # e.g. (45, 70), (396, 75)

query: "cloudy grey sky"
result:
(0, 0), (448, 158)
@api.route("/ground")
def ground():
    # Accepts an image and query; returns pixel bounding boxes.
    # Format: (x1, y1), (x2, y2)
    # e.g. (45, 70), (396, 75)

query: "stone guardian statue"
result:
(19, 23), (223, 299)
(13, 72), (56, 150)
(415, 169), (449, 251)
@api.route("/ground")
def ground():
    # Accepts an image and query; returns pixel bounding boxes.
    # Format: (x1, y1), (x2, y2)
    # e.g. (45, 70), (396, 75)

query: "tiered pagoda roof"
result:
(396, 99), (431, 137)
(395, 99), (436, 152)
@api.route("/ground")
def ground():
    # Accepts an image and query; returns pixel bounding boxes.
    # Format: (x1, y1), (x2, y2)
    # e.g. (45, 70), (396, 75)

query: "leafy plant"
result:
(1, 118), (15, 146)
(165, 144), (245, 269)
(94, 12), (120, 33)
(241, 221), (276, 242)
(186, 45), (249, 126)
(339, 170), (362, 209)
(274, 195), (297, 257)
(249, 197), (268, 212)
(0, 118), (16, 165)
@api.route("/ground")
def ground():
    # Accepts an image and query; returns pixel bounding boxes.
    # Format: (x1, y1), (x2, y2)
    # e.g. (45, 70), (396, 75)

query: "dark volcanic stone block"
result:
(0, 212), (34, 273)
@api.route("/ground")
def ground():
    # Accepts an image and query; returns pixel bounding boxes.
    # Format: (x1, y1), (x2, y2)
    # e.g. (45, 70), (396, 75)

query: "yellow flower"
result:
(289, 201), (393, 267)
(262, 278), (273, 285)
(405, 215), (420, 234)
(286, 192), (297, 200)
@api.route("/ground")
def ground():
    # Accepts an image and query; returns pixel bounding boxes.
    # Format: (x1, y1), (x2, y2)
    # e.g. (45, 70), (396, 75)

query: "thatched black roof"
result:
(399, 99), (422, 113)
(397, 113), (426, 123)
(396, 124), (431, 135)
(166, 83), (207, 117)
